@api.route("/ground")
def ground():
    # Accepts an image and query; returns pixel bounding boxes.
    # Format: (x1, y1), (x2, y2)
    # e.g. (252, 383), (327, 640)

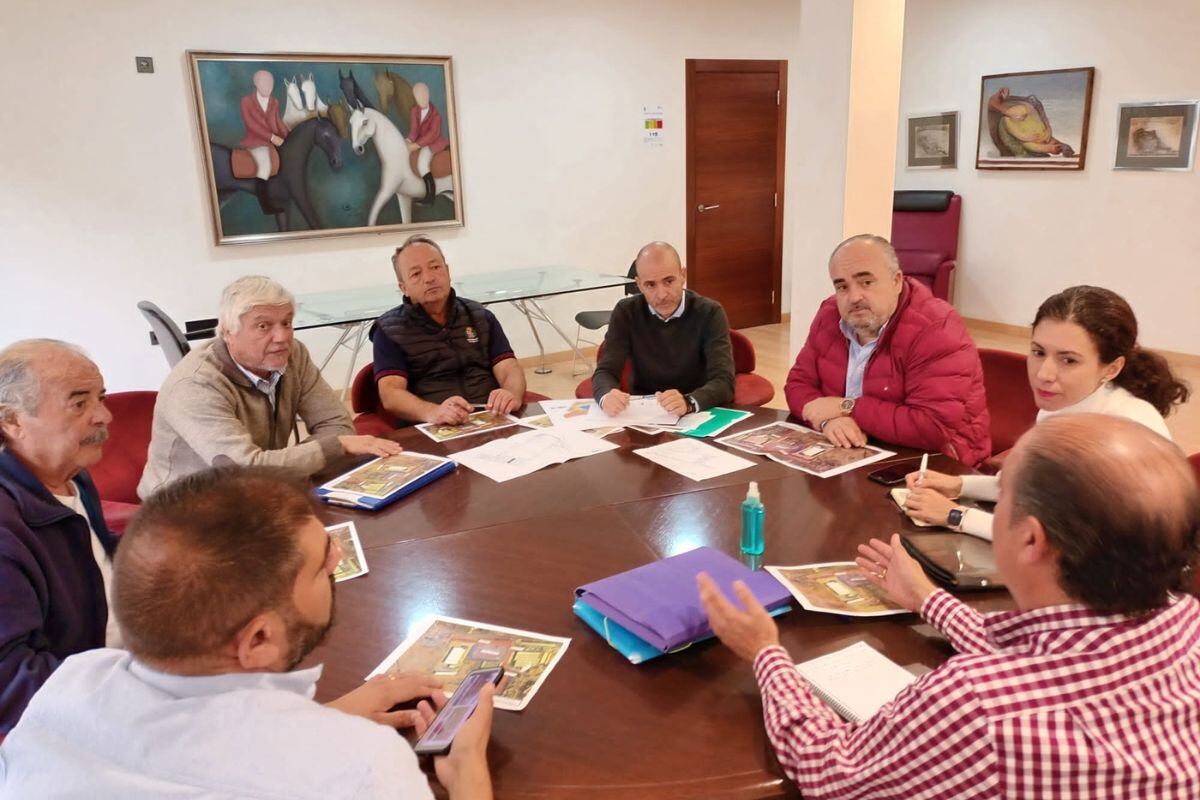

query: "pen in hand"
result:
(917, 452), (929, 486)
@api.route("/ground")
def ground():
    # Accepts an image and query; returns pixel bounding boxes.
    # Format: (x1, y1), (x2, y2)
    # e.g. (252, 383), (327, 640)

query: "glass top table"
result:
(292, 266), (634, 393)
(292, 267), (632, 330)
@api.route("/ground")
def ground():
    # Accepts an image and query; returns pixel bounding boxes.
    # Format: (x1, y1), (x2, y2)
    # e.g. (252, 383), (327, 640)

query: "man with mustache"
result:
(139, 275), (401, 497)
(0, 339), (119, 733)
(784, 235), (990, 466)
(0, 468), (495, 797)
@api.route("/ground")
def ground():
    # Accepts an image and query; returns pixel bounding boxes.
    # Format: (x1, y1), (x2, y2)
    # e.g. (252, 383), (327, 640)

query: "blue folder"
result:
(316, 455), (455, 511)
(572, 596), (791, 665)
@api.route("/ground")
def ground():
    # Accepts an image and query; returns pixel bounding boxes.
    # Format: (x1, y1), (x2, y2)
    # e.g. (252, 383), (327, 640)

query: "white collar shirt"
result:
(0, 648), (433, 799)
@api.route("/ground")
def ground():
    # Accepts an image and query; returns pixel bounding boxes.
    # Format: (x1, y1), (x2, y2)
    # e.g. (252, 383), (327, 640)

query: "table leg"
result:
(514, 299), (552, 375)
(525, 298), (592, 366)
(341, 323), (371, 401)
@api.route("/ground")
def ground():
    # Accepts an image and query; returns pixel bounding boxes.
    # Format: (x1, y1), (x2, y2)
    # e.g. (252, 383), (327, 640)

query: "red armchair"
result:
(349, 364), (549, 435)
(978, 349), (1039, 473)
(89, 390), (157, 533)
(574, 330), (774, 407)
(892, 191), (961, 303)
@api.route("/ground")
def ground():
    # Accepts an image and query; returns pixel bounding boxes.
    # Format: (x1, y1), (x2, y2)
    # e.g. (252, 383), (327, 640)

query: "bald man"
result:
(0, 340), (118, 733)
(594, 242), (734, 417)
(700, 414), (1200, 797)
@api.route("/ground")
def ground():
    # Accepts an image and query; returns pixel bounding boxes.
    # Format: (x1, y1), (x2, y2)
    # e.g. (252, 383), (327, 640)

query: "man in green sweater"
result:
(593, 242), (734, 416)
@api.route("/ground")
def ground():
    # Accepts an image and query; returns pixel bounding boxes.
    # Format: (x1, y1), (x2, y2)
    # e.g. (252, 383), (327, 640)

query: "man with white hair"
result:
(784, 234), (991, 465)
(0, 339), (118, 733)
(138, 276), (400, 498)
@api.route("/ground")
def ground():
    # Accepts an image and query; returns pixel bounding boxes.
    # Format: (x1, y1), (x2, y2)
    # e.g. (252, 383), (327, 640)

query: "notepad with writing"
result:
(795, 641), (918, 722)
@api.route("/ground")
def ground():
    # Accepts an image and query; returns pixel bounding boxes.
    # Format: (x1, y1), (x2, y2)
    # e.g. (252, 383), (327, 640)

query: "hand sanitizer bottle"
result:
(740, 481), (765, 556)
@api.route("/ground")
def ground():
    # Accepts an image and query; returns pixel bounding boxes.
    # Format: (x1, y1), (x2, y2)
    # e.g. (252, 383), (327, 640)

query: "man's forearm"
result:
(381, 387), (439, 424)
(446, 762), (493, 800)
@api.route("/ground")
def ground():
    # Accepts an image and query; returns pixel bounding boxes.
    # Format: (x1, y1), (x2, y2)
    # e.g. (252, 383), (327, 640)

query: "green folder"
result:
(681, 407), (754, 438)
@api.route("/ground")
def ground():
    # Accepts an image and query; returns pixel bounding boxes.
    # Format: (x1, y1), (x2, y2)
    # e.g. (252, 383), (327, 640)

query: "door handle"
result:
(697, 203), (721, 213)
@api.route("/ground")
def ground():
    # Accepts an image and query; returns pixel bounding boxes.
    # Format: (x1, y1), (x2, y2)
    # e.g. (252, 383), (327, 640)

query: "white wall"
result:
(787, 0), (855, 357)
(0, 0), (812, 391)
(896, 0), (1200, 355)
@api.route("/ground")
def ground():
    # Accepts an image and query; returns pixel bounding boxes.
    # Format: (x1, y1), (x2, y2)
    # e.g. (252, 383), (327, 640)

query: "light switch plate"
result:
(135, 56), (154, 74)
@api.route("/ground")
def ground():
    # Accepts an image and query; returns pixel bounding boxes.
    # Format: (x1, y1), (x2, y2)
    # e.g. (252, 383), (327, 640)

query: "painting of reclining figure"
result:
(188, 51), (463, 245)
(975, 67), (1094, 171)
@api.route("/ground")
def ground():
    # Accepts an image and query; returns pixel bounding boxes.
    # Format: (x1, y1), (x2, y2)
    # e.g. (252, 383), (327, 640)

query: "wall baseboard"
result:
(963, 317), (1200, 367)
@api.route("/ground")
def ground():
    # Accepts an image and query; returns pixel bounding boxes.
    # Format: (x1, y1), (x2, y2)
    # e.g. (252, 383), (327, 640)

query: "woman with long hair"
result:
(902, 285), (1190, 539)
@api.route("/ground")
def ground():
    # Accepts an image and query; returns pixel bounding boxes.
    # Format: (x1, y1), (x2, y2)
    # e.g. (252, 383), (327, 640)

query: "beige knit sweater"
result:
(137, 339), (355, 498)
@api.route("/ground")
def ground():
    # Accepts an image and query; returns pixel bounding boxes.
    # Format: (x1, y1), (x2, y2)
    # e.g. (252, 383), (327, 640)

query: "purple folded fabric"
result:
(574, 546), (791, 652)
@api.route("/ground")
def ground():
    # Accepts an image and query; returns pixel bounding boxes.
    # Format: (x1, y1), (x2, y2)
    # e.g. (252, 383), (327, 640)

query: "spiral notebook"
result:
(795, 641), (918, 722)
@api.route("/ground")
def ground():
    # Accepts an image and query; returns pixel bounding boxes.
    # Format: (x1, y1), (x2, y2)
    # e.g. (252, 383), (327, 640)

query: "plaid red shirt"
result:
(754, 589), (1200, 798)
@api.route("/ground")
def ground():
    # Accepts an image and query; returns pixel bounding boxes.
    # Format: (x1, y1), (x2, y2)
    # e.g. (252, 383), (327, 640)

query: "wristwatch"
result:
(840, 397), (855, 414)
(686, 394), (700, 414)
(946, 507), (966, 530)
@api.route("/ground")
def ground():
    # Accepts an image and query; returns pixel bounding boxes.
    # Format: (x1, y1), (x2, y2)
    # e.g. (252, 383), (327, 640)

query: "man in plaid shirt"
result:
(699, 413), (1200, 799)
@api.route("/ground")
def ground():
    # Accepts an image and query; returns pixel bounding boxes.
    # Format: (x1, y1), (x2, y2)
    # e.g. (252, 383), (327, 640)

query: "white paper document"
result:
(451, 427), (619, 482)
(634, 437), (755, 481)
(585, 395), (680, 427)
(795, 641), (918, 722)
(538, 398), (612, 430)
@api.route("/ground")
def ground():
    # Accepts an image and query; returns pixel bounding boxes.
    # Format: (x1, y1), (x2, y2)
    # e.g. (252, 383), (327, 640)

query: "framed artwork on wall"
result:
(1113, 101), (1199, 171)
(188, 51), (464, 245)
(975, 67), (1095, 171)
(906, 111), (958, 169)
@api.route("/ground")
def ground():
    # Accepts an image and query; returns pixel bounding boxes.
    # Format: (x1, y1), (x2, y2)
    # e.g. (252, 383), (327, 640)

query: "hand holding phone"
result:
(413, 667), (504, 757)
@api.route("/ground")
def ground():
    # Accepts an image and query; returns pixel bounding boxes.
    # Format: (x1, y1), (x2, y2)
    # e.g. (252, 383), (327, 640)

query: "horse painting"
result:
(190, 52), (463, 243)
(349, 106), (454, 226)
(209, 115), (343, 232)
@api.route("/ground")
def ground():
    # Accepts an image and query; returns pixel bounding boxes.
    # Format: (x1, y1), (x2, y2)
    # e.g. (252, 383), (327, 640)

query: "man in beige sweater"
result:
(138, 277), (400, 498)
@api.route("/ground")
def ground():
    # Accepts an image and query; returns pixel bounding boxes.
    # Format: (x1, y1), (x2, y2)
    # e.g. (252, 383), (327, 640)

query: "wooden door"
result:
(686, 59), (787, 330)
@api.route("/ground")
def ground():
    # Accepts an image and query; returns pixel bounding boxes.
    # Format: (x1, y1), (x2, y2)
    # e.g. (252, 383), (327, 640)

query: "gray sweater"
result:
(591, 290), (735, 411)
(138, 339), (355, 498)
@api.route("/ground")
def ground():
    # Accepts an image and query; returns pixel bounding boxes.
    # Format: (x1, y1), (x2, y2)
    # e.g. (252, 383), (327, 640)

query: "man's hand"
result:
(600, 389), (630, 416)
(822, 416), (866, 448)
(696, 573), (780, 662)
(270, 135), (284, 146)
(900, 487), (958, 526)
(430, 396), (473, 425)
(486, 388), (519, 416)
(338, 435), (404, 457)
(904, 468), (963, 498)
(656, 389), (688, 416)
(801, 396), (847, 428)
(325, 673), (446, 732)
(855, 534), (938, 612)
(433, 684), (495, 799)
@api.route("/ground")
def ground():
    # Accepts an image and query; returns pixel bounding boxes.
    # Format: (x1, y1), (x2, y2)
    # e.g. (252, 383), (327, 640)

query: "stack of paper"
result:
(450, 426), (618, 482)
(634, 438), (755, 481)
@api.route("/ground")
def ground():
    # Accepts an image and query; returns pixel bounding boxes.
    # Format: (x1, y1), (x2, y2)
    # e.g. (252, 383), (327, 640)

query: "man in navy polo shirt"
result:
(372, 235), (526, 426)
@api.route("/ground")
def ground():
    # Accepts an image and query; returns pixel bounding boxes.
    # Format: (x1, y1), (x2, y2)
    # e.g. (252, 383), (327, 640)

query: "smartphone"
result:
(412, 667), (504, 757)
(867, 464), (911, 486)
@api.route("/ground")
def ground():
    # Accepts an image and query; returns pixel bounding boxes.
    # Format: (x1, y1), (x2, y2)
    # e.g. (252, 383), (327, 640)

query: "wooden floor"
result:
(524, 320), (1200, 455)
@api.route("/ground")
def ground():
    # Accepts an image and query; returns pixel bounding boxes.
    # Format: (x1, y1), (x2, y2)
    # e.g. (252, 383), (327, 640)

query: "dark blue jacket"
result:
(0, 450), (116, 734)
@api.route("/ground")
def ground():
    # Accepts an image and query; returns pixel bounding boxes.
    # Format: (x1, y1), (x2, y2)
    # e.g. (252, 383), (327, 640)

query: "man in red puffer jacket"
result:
(785, 234), (991, 466)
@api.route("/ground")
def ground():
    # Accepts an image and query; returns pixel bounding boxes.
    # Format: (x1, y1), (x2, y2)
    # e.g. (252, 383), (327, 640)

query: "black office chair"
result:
(137, 301), (191, 368)
(572, 261), (639, 375)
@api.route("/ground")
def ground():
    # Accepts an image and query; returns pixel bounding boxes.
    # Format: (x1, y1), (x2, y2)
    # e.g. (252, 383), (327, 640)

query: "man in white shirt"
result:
(0, 339), (119, 734)
(0, 468), (495, 799)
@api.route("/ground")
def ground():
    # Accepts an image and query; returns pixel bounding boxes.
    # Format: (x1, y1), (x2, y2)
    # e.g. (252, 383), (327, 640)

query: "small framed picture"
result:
(906, 111), (958, 169)
(1113, 101), (1199, 171)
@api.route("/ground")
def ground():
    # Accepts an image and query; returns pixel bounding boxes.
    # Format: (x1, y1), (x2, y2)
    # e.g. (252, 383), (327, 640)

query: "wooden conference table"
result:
(304, 407), (1011, 798)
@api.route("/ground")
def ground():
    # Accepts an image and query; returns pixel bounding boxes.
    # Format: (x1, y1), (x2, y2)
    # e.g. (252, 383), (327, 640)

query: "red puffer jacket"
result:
(785, 278), (991, 466)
